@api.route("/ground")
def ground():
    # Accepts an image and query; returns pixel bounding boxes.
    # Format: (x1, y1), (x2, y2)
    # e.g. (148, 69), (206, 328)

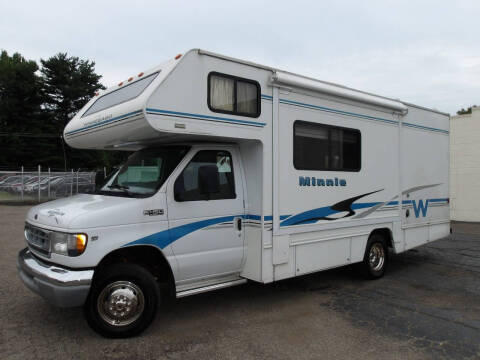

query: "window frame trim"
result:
(174, 149), (237, 202)
(207, 71), (261, 118)
(293, 120), (362, 172)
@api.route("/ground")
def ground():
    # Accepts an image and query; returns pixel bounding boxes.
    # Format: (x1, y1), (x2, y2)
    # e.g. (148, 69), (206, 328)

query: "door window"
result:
(174, 150), (236, 202)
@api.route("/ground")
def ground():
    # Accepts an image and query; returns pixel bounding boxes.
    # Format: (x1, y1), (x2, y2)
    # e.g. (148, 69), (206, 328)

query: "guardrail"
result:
(0, 166), (97, 203)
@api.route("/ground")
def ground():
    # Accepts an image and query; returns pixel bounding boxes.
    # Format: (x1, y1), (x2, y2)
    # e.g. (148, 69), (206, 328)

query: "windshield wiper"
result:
(106, 184), (134, 197)
(108, 184), (130, 190)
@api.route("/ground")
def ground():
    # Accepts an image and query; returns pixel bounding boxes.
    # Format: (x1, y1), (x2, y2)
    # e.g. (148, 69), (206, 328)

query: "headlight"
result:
(50, 232), (88, 256)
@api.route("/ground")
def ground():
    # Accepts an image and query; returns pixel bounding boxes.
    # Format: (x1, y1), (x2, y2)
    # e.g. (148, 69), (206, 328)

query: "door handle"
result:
(235, 217), (242, 232)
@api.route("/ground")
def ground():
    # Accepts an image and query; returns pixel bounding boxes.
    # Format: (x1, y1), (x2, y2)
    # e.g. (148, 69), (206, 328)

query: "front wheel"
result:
(360, 234), (388, 279)
(84, 263), (160, 338)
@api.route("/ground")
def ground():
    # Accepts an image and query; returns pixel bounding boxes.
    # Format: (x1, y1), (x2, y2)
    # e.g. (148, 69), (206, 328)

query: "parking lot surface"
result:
(1, 205), (479, 359)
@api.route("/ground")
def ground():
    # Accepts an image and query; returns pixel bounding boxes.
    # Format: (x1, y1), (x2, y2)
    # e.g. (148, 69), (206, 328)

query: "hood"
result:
(26, 193), (167, 230)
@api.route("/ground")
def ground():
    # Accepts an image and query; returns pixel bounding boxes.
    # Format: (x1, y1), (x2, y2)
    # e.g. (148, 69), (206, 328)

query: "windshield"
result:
(99, 146), (189, 197)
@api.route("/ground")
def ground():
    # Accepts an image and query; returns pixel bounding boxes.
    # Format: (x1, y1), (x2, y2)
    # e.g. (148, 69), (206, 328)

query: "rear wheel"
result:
(360, 234), (388, 279)
(84, 263), (160, 338)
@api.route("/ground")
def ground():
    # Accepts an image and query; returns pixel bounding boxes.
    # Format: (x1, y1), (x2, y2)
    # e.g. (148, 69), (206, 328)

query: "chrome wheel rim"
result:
(369, 243), (385, 272)
(97, 280), (145, 327)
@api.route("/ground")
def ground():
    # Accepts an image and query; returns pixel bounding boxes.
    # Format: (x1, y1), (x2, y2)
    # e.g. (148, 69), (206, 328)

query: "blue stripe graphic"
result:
(127, 216), (238, 249)
(65, 97), (447, 135)
(279, 98), (399, 126)
(403, 122), (449, 134)
(125, 197), (448, 249)
(127, 214), (288, 249)
(383, 198), (448, 207)
(146, 108), (266, 127)
(247, 215), (290, 221)
(428, 198), (449, 203)
(280, 198), (448, 227)
(278, 203), (380, 226)
(126, 213), (293, 249)
(262, 94), (448, 134)
(65, 110), (143, 136)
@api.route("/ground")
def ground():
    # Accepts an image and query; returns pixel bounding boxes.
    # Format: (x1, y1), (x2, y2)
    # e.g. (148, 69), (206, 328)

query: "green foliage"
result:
(457, 106), (477, 115)
(0, 50), (129, 171)
(0, 50), (48, 168)
(40, 53), (124, 170)
(40, 53), (105, 127)
(0, 50), (42, 130)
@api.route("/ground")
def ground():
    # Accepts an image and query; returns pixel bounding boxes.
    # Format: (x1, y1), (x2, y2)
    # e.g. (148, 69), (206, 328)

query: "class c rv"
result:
(17, 49), (450, 338)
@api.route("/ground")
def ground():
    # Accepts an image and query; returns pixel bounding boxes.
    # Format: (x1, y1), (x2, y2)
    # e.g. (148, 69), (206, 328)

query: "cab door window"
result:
(174, 150), (236, 202)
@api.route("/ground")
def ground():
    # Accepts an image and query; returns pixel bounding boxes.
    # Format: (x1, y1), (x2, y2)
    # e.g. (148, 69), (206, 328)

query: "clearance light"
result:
(138, 72), (144, 77)
(118, 82), (124, 86)
(175, 54), (182, 60)
(128, 77), (133, 82)
(95, 92), (99, 96)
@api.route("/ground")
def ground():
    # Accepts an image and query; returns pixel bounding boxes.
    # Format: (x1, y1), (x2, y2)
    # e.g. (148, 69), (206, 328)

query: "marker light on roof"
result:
(118, 82), (123, 86)
(128, 77), (133, 82)
(175, 54), (182, 60)
(138, 72), (144, 77)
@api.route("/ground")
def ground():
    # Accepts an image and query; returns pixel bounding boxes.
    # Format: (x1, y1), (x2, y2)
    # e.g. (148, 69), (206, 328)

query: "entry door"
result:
(166, 148), (245, 282)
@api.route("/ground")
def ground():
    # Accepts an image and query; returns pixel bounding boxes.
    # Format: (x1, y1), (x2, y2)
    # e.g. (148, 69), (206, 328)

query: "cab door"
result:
(166, 147), (245, 282)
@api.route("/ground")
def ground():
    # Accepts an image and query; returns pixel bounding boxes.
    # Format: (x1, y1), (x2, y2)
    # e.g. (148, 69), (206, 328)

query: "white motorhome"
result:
(18, 49), (450, 338)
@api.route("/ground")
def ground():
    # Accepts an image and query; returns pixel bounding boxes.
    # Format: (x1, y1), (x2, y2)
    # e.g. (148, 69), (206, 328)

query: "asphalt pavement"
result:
(1, 205), (479, 359)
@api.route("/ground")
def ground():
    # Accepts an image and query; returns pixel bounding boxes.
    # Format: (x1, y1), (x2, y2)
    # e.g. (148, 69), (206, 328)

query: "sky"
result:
(1, 0), (479, 115)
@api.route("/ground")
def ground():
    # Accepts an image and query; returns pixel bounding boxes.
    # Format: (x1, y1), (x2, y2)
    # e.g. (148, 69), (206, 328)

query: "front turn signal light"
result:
(75, 234), (87, 255)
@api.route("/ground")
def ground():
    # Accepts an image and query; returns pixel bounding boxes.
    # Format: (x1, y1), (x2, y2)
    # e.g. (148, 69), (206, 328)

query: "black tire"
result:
(360, 234), (388, 279)
(84, 263), (160, 338)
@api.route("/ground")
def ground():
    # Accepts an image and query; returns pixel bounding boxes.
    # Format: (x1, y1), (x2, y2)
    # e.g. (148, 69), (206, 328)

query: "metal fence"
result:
(0, 166), (97, 203)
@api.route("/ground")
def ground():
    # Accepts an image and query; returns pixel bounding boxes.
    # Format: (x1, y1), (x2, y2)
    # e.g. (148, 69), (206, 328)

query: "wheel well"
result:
(96, 245), (175, 296)
(370, 228), (394, 248)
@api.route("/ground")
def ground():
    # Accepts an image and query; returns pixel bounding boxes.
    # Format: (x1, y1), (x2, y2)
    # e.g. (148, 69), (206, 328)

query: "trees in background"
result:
(457, 106), (477, 115)
(0, 51), (47, 167)
(41, 53), (105, 169)
(0, 50), (129, 170)
(41, 53), (104, 128)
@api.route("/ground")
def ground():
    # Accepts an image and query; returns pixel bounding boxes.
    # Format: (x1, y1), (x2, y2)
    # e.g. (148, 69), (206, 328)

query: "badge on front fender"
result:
(143, 209), (164, 216)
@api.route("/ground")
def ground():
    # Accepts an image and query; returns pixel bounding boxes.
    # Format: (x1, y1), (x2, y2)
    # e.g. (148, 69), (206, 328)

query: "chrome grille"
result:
(24, 223), (51, 255)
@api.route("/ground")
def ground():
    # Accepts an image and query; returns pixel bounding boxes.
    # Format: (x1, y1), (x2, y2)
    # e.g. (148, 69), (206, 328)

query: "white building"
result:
(450, 106), (480, 222)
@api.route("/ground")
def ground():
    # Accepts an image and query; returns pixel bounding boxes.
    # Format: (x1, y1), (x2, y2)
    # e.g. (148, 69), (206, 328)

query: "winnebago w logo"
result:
(408, 198), (449, 218)
(411, 200), (429, 218)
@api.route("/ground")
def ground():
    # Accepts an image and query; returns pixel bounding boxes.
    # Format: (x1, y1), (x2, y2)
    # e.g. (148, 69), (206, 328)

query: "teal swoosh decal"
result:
(126, 215), (239, 249)
(125, 196), (448, 249)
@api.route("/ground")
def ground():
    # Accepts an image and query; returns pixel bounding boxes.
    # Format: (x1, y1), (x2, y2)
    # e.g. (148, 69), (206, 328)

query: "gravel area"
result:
(1, 205), (479, 359)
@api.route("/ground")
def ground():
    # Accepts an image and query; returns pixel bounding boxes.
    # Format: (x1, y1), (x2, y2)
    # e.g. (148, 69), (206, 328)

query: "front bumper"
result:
(17, 248), (94, 307)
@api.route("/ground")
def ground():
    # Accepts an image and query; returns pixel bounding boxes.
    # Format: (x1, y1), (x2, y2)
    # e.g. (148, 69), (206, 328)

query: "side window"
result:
(208, 72), (260, 117)
(174, 150), (236, 202)
(294, 121), (361, 171)
(82, 72), (159, 117)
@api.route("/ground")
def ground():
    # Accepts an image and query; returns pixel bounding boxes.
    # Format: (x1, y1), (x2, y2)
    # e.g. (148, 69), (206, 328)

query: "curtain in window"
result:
(237, 81), (257, 114)
(295, 124), (328, 139)
(210, 75), (234, 111)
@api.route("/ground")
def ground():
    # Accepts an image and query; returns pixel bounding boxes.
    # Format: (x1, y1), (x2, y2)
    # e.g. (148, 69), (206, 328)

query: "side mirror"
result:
(198, 165), (220, 196)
